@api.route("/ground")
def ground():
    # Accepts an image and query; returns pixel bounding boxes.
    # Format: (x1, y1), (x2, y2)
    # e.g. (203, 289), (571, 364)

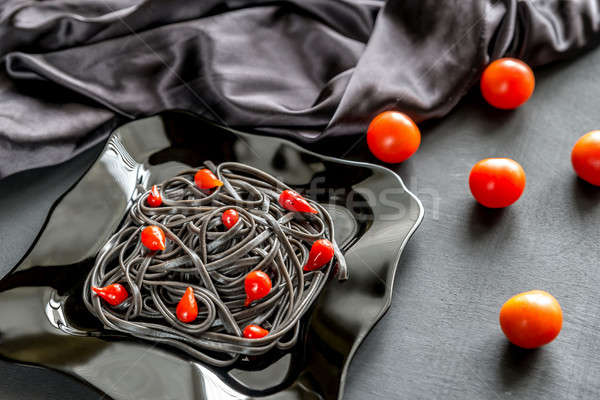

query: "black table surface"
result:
(2, 48), (600, 399)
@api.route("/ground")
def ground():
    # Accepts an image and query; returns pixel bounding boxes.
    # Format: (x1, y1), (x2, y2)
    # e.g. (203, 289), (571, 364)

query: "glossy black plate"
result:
(0, 111), (423, 400)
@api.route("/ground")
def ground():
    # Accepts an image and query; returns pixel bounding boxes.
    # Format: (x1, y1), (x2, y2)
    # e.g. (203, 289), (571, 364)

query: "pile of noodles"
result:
(83, 161), (347, 366)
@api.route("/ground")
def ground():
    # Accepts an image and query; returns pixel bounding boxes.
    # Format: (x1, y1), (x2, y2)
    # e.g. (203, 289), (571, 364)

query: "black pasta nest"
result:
(83, 161), (346, 366)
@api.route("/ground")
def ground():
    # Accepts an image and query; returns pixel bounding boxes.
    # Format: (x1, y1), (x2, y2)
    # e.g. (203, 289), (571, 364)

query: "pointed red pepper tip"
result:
(141, 225), (166, 251)
(243, 324), (269, 339)
(176, 287), (199, 323)
(303, 239), (335, 272)
(244, 270), (272, 306)
(194, 169), (223, 189)
(278, 190), (318, 214)
(147, 185), (162, 207)
(92, 283), (128, 306)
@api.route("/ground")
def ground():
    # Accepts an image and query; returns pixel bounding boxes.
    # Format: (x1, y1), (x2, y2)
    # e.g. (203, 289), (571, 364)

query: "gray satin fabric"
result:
(1, 0), (600, 178)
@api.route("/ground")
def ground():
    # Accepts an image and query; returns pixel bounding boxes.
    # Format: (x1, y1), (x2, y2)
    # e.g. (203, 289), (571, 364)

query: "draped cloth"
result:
(1, 0), (599, 178)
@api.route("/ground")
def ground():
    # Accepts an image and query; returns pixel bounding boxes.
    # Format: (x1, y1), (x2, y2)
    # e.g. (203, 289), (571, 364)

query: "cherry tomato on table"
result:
(367, 111), (421, 163)
(499, 290), (563, 349)
(480, 58), (535, 109)
(469, 158), (526, 208)
(571, 130), (600, 186)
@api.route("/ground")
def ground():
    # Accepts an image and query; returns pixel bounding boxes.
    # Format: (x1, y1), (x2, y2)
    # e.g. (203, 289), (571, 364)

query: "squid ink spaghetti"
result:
(83, 161), (347, 366)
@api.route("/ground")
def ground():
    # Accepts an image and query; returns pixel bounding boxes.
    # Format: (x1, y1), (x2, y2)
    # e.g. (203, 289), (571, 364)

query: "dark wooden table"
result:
(2, 47), (600, 399)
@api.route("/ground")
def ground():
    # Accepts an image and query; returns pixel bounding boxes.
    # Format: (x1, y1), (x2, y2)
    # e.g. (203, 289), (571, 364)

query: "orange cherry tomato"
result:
(147, 185), (162, 207)
(367, 111), (421, 163)
(141, 225), (166, 251)
(243, 324), (269, 339)
(499, 290), (563, 349)
(480, 58), (535, 109)
(571, 130), (600, 186)
(469, 158), (526, 208)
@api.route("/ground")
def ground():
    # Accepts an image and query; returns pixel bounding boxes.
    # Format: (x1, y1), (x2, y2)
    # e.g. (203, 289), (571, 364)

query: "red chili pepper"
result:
(92, 283), (128, 306)
(194, 169), (223, 189)
(243, 324), (269, 339)
(141, 225), (166, 251)
(147, 185), (162, 207)
(303, 239), (335, 272)
(176, 287), (198, 323)
(278, 190), (318, 214)
(222, 209), (239, 229)
(244, 271), (272, 306)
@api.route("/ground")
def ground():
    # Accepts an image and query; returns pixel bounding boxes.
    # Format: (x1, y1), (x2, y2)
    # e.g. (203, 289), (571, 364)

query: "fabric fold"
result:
(1, 0), (600, 178)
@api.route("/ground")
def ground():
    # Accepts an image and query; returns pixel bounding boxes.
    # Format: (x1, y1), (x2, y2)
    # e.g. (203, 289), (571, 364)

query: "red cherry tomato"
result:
(141, 225), (166, 251)
(92, 283), (128, 306)
(244, 271), (272, 306)
(469, 158), (526, 208)
(480, 58), (535, 109)
(176, 287), (198, 323)
(278, 190), (318, 214)
(194, 169), (223, 189)
(243, 324), (269, 339)
(222, 209), (239, 229)
(571, 130), (600, 186)
(147, 185), (162, 207)
(366, 111), (421, 163)
(303, 239), (335, 272)
(499, 290), (563, 349)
